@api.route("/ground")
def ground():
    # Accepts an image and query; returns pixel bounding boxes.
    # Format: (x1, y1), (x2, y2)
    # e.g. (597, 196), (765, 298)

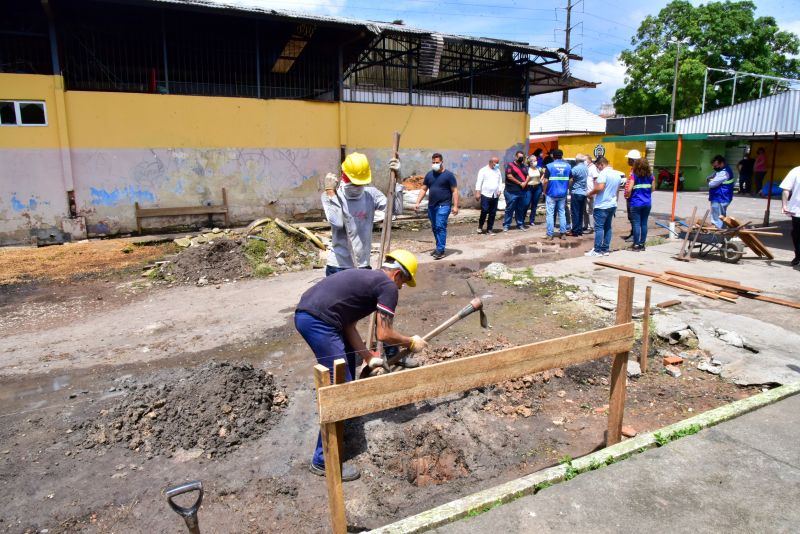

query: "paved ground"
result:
(435, 392), (800, 534)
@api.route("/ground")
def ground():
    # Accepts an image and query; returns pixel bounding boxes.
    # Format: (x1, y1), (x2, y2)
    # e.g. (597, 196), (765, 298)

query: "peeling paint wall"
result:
(1, 73), (527, 244)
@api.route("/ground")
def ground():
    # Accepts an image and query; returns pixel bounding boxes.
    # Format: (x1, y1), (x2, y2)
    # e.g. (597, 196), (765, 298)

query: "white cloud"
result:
(571, 57), (627, 104)
(780, 19), (800, 37)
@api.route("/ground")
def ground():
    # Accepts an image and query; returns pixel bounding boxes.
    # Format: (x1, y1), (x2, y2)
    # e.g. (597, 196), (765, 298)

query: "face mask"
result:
(517, 156), (524, 163)
(432, 163), (442, 172)
(342, 183), (364, 199)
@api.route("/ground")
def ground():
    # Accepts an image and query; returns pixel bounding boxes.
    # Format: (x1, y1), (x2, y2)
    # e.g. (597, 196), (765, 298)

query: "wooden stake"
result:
(640, 286), (651, 373)
(677, 207), (697, 260)
(314, 364), (347, 534)
(608, 276), (634, 446)
(684, 209), (710, 261)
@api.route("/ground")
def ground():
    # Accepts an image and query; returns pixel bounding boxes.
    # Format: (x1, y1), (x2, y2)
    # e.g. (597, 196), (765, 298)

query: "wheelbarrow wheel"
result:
(721, 240), (744, 263)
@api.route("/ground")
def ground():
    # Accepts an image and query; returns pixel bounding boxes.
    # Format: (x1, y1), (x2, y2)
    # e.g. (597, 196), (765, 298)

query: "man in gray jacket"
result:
(322, 152), (400, 276)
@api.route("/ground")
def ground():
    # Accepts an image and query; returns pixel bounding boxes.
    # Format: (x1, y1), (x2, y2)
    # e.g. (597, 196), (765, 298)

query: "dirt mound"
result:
(402, 175), (425, 191)
(404, 425), (470, 486)
(167, 238), (252, 283)
(78, 361), (287, 458)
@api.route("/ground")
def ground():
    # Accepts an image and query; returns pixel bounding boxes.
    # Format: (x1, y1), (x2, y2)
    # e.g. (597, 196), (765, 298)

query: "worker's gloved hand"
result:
(409, 335), (428, 353)
(389, 158), (401, 173)
(324, 172), (339, 191)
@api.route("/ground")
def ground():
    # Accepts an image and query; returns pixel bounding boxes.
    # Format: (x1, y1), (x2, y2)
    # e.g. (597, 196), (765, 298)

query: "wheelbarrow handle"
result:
(166, 480), (203, 534)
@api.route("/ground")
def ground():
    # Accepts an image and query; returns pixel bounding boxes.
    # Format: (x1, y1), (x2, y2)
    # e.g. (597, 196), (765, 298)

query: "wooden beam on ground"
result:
(651, 277), (738, 303)
(593, 261), (660, 278)
(316, 323), (635, 424)
(663, 271), (761, 293)
(743, 294), (800, 310)
(314, 364), (347, 534)
(640, 285), (651, 373)
(659, 274), (739, 298)
(656, 299), (681, 309)
(608, 276), (635, 446)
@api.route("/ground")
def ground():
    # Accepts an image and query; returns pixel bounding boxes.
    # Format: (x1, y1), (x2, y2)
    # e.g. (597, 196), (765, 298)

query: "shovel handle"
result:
(167, 481), (203, 534)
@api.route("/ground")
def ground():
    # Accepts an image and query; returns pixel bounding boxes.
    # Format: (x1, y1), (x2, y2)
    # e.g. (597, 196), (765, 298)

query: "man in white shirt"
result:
(475, 156), (503, 234)
(585, 157), (623, 257)
(584, 157), (599, 233)
(780, 165), (800, 265)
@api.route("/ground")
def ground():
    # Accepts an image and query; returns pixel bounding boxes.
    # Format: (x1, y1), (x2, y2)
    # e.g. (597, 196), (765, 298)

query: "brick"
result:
(663, 355), (684, 366)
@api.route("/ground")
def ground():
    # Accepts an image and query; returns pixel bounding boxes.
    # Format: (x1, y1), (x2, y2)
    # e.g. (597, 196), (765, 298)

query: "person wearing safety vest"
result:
(542, 148), (571, 240)
(624, 158), (655, 251)
(707, 155), (736, 229)
(322, 152), (400, 276)
(295, 249), (427, 482)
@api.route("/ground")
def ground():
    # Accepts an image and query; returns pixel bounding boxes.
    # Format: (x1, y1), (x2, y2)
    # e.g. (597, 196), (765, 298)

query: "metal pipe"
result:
(701, 67), (708, 113)
(731, 72), (737, 105)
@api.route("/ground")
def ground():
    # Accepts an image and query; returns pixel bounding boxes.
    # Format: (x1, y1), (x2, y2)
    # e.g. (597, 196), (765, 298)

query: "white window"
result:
(0, 101), (48, 126)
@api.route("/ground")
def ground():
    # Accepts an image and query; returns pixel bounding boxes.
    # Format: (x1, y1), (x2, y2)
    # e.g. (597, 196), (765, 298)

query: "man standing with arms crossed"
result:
(542, 149), (571, 240)
(707, 155), (736, 229)
(475, 156), (503, 234)
(502, 150), (530, 231)
(415, 153), (459, 259)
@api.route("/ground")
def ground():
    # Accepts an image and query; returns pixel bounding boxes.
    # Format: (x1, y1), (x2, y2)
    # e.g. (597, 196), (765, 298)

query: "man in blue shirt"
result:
(502, 150), (530, 231)
(414, 153), (459, 259)
(585, 157), (623, 256)
(567, 154), (589, 237)
(707, 155), (735, 229)
(542, 149), (571, 240)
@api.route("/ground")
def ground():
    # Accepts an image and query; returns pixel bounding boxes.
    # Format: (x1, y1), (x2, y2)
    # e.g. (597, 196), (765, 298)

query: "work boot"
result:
(310, 462), (361, 482)
(398, 356), (420, 368)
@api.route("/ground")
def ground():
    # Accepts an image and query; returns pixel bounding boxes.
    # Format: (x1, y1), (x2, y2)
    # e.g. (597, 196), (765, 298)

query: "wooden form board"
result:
(640, 286), (651, 374)
(607, 276), (634, 445)
(317, 322), (634, 425)
(663, 271), (761, 293)
(722, 215), (774, 259)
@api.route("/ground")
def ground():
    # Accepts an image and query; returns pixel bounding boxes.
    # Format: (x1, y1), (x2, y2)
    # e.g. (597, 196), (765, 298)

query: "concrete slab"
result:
(434, 393), (800, 534)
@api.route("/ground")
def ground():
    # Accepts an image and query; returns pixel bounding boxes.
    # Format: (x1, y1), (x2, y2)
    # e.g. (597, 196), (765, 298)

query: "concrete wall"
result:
(0, 73), (526, 243)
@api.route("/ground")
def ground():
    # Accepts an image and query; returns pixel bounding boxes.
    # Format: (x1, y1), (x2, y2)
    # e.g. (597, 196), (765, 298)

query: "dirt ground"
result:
(0, 216), (759, 534)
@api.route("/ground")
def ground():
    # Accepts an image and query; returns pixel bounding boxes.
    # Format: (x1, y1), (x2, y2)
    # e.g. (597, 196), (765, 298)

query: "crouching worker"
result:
(294, 249), (428, 481)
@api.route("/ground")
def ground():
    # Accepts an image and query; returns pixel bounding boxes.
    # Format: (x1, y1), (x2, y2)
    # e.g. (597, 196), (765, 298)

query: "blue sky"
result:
(233, 0), (799, 116)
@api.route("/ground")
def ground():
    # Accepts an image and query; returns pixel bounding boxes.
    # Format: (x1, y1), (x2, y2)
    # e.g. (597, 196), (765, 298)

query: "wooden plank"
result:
(608, 276), (634, 446)
(640, 285), (651, 374)
(333, 359), (346, 467)
(739, 230), (783, 237)
(317, 323), (635, 424)
(660, 274), (738, 297)
(677, 207), (697, 259)
(222, 187), (229, 227)
(656, 299), (681, 309)
(684, 209), (710, 261)
(663, 271), (760, 293)
(724, 215), (774, 259)
(593, 261), (660, 278)
(652, 277), (739, 303)
(745, 294), (800, 310)
(314, 365), (347, 534)
(135, 206), (228, 216)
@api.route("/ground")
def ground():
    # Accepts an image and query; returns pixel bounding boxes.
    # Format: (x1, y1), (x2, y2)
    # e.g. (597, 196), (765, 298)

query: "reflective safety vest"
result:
(629, 174), (654, 207)
(709, 165), (735, 204)
(545, 160), (571, 198)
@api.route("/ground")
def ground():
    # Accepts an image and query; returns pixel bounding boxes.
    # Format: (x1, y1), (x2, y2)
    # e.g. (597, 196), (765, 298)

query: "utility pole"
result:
(562, 0), (572, 104)
(668, 38), (687, 132)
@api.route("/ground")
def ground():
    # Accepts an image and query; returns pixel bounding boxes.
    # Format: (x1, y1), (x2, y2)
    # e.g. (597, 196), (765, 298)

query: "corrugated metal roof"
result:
(676, 90), (800, 135)
(530, 103), (606, 134)
(148, 0), (570, 59)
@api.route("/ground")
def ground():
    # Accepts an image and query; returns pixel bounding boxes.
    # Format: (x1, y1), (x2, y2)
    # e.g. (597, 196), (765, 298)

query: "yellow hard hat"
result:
(341, 152), (372, 185)
(385, 249), (417, 287)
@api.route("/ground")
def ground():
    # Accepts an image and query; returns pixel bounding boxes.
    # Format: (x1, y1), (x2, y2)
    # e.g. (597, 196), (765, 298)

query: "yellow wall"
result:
(557, 134), (646, 170)
(750, 141), (800, 185)
(0, 74), (61, 148)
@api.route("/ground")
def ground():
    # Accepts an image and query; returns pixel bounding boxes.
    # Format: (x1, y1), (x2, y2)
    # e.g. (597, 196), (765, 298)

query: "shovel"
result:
(166, 480), (204, 534)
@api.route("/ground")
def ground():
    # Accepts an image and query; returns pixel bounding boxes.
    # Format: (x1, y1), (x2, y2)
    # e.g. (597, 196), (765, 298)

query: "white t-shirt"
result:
(475, 164), (504, 198)
(779, 166), (800, 217)
(586, 163), (599, 192)
(594, 167), (623, 210)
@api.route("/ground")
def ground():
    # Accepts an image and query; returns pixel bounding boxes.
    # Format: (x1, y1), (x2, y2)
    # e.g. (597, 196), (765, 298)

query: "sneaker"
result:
(584, 249), (602, 257)
(559, 234), (566, 240)
(545, 235), (555, 241)
(503, 227), (510, 232)
(433, 251), (445, 260)
(791, 257), (800, 266)
(398, 356), (420, 368)
(477, 227), (485, 234)
(487, 230), (496, 236)
(522, 225), (530, 230)
(429, 250), (437, 256)
(310, 462), (361, 482)
(602, 251), (610, 256)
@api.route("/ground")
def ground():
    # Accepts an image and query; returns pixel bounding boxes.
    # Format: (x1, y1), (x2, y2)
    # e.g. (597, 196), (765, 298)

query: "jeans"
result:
(629, 204), (651, 247)
(428, 203), (451, 253)
(593, 207), (616, 253)
(710, 201), (730, 229)
(528, 183), (543, 224)
(294, 311), (357, 467)
(503, 190), (527, 229)
(479, 194), (499, 231)
(570, 194), (586, 235)
(546, 196), (567, 236)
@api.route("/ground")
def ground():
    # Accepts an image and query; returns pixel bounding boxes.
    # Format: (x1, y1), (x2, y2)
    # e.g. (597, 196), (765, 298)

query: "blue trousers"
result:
(570, 194), (586, 236)
(593, 207), (616, 253)
(528, 184), (543, 224)
(503, 190), (528, 229)
(294, 311), (357, 467)
(629, 204), (651, 247)
(428, 204), (451, 253)
(546, 196), (567, 236)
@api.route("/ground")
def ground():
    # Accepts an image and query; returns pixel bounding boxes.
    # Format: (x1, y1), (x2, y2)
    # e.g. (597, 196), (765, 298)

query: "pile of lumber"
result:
(721, 215), (775, 259)
(594, 261), (800, 310)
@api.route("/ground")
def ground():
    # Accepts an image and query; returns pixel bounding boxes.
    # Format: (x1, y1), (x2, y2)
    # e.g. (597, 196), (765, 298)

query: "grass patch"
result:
(645, 236), (668, 248)
(242, 223), (322, 276)
(654, 423), (702, 447)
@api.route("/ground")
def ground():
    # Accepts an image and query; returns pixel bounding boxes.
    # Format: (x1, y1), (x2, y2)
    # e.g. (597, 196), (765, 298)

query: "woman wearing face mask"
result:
(322, 152), (400, 276)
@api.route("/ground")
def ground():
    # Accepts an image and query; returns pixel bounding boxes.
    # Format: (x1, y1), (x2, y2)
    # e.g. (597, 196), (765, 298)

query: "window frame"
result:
(0, 100), (48, 127)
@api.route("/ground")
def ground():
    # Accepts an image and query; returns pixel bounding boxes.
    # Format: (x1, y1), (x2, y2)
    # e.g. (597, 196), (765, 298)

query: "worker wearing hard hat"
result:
(321, 152), (401, 276)
(295, 249), (427, 482)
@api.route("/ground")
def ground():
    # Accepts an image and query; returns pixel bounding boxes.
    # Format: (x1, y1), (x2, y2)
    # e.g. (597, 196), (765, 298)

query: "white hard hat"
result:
(625, 149), (642, 159)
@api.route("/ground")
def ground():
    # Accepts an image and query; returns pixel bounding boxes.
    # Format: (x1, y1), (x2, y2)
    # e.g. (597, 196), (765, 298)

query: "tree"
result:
(612, 0), (800, 120)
